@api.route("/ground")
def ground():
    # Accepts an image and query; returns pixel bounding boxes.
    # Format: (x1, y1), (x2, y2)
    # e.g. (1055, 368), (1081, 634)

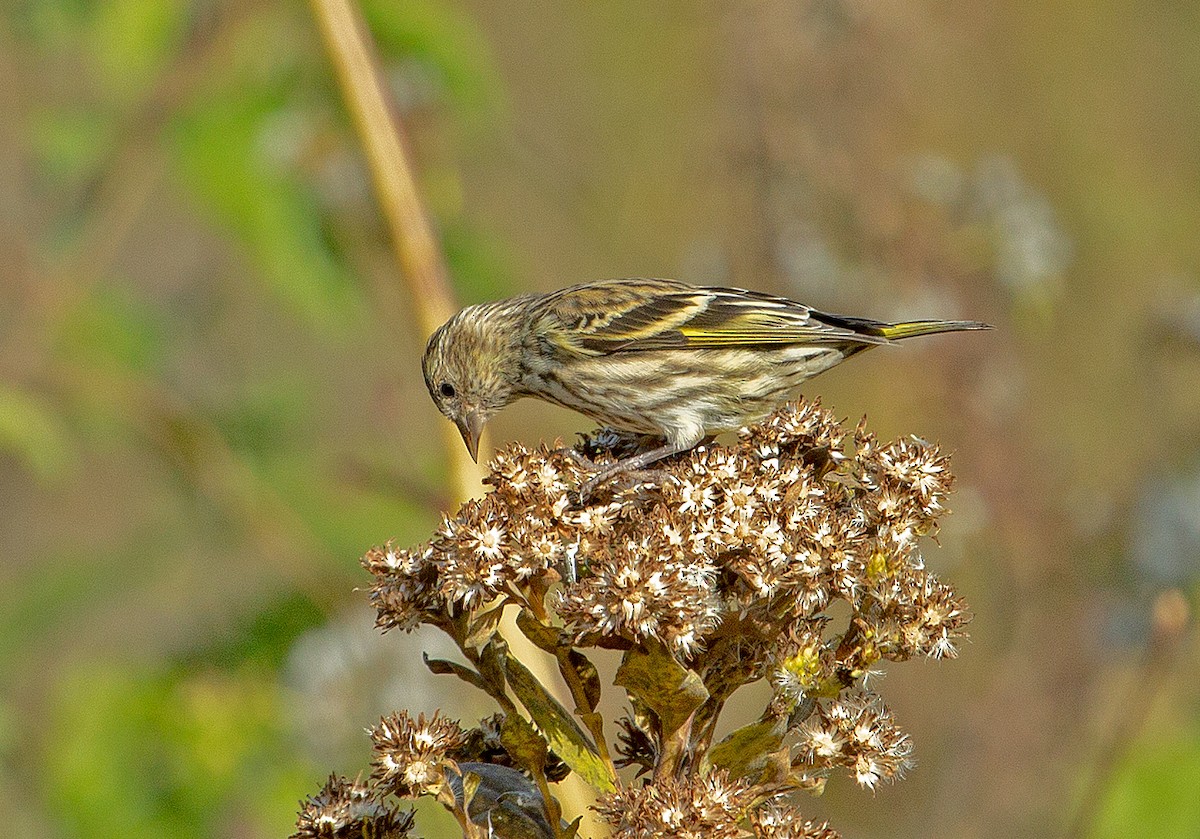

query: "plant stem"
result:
(308, 0), (482, 503)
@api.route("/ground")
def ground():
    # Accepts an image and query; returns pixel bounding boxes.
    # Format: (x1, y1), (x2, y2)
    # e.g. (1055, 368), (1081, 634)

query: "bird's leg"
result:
(564, 447), (600, 470)
(579, 441), (685, 500)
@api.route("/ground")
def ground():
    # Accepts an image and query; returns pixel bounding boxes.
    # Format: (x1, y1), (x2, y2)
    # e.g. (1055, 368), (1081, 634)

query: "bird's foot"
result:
(578, 462), (678, 503)
(564, 448), (600, 471)
(567, 439), (686, 504)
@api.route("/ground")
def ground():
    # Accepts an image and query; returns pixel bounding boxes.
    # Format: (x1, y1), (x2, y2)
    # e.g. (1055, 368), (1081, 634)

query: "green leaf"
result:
(706, 718), (788, 781)
(499, 713), (548, 774)
(0, 385), (73, 480)
(423, 653), (488, 694)
(614, 641), (708, 739)
(502, 654), (616, 792)
(515, 609), (562, 654)
(514, 613), (602, 714)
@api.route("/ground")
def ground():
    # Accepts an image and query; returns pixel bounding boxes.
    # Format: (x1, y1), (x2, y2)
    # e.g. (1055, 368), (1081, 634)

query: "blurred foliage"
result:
(57, 283), (168, 375)
(1095, 719), (1200, 839)
(46, 663), (307, 839)
(2, 0), (502, 836)
(1, 0), (1198, 837)
(0, 384), (73, 479)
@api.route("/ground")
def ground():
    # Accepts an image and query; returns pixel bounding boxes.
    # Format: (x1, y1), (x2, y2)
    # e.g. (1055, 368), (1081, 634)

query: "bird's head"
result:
(423, 304), (524, 462)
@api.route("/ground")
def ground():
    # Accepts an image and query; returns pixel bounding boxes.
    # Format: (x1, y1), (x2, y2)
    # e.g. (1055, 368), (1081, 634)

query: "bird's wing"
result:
(533, 279), (891, 356)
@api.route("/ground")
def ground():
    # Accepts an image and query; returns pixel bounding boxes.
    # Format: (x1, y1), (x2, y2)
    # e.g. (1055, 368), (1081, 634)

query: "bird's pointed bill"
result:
(456, 410), (485, 462)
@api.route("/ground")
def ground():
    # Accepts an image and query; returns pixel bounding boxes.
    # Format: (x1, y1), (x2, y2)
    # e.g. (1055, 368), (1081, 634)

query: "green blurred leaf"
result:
(170, 61), (362, 329)
(443, 221), (516, 305)
(0, 697), (16, 757)
(256, 453), (435, 561)
(179, 593), (326, 672)
(57, 283), (167, 375)
(211, 378), (310, 462)
(86, 0), (187, 101)
(0, 530), (186, 678)
(1094, 720), (1200, 839)
(0, 385), (73, 480)
(9, 0), (91, 46)
(43, 662), (312, 839)
(29, 106), (117, 184)
(362, 0), (501, 120)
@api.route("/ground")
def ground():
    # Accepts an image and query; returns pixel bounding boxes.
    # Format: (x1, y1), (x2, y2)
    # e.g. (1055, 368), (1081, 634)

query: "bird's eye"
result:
(439, 382), (456, 398)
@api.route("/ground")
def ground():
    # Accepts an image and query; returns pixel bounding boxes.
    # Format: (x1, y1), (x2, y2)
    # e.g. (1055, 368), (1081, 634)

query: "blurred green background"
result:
(2, 1), (1199, 837)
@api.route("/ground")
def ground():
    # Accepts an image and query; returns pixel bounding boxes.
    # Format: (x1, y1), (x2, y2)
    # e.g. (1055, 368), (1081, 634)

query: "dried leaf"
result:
(564, 649), (601, 714)
(464, 601), (507, 649)
(461, 768), (481, 812)
(423, 653), (488, 693)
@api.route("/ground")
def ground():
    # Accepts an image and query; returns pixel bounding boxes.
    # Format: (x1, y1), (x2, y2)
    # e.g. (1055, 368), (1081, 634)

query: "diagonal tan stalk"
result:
(308, 0), (482, 503)
(310, 3), (598, 831)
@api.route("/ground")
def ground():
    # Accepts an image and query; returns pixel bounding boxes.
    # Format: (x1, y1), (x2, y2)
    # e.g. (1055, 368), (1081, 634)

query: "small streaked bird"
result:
(423, 278), (989, 488)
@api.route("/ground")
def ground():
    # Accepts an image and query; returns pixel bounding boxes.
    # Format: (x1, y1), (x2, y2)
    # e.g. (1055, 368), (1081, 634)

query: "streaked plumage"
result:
(423, 278), (989, 483)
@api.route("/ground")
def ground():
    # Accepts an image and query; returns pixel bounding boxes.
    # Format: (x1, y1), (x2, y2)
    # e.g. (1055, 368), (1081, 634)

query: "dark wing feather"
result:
(532, 279), (889, 356)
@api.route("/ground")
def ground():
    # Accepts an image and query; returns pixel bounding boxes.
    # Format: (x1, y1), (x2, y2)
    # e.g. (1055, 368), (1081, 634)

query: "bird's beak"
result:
(455, 409), (485, 463)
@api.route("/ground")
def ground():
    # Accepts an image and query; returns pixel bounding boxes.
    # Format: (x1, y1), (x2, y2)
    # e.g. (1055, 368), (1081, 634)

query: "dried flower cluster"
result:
(370, 711), (467, 798)
(593, 770), (756, 839)
(749, 802), (841, 839)
(795, 693), (913, 790)
(293, 774), (413, 839)
(297, 399), (971, 838)
(368, 400), (965, 664)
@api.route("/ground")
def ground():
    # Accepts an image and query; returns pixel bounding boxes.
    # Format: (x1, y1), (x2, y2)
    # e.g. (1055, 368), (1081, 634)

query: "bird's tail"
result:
(811, 310), (992, 342)
(874, 319), (992, 341)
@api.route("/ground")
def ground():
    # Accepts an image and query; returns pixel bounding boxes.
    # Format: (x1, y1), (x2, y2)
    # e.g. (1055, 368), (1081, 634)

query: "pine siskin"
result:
(423, 278), (989, 486)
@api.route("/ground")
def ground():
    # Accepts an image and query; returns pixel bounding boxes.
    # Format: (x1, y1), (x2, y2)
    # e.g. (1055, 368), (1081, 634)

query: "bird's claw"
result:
(565, 448), (599, 470)
(578, 467), (678, 504)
